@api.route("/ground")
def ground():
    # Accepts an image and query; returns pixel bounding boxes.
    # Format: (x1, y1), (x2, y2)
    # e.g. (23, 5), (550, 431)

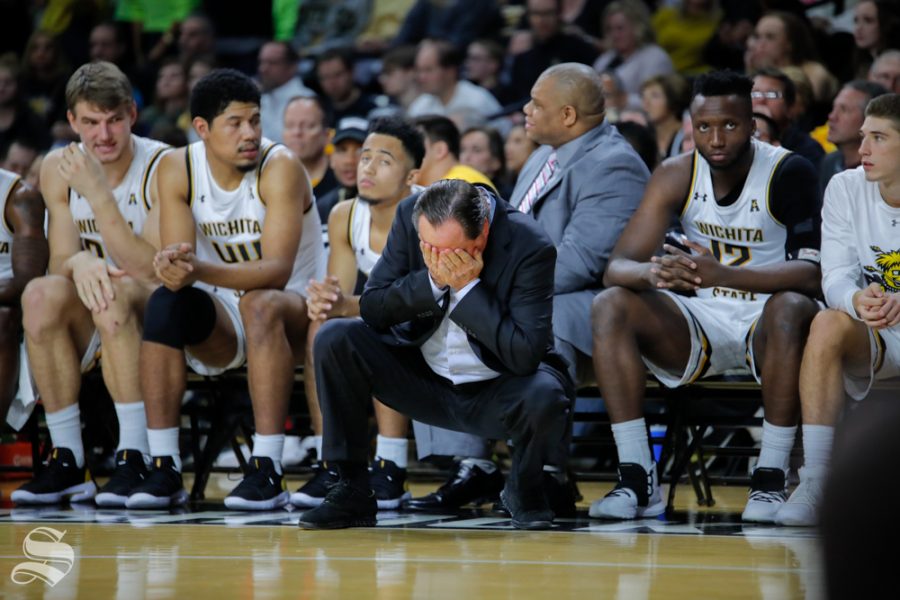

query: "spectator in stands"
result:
(869, 49), (900, 94)
(589, 70), (821, 524)
(377, 46), (419, 115)
(20, 30), (71, 142)
(298, 177), (573, 531)
(130, 68), (325, 511)
(315, 116), (367, 240)
(640, 73), (690, 162)
(137, 59), (189, 140)
(315, 47), (380, 127)
(460, 126), (505, 193)
(853, 0), (900, 78)
(1, 139), (39, 176)
(503, 124), (538, 191)
(753, 111), (780, 146)
(176, 14), (217, 66)
(652, 0), (721, 76)
(0, 164), (47, 425)
(0, 56), (52, 157)
(392, 0), (504, 52)
(283, 95), (338, 200)
(464, 40), (505, 102)
(821, 80), (889, 190)
(752, 68), (825, 170)
(414, 115), (494, 189)
(505, 0), (599, 105)
(293, 0), (373, 57)
(408, 40), (501, 130)
(592, 0), (674, 108)
(258, 41), (313, 143)
(10, 62), (171, 507)
(615, 120), (658, 172)
(745, 11), (838, 107)
(296, 116), (425, 511)
(511, 62), (647, 390)
(776, 93), (900, 528)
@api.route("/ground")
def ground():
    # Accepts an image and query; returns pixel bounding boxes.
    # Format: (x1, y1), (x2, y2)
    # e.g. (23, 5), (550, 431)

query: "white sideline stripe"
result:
(0, 553), (813, 573)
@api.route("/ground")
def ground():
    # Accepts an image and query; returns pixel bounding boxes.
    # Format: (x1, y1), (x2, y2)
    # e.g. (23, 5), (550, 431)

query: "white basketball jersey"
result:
(681, 139), (791, 303)
(348, 198), (381, 277)
(0, 169), (21, 280)
(187, 138), (325, 297)
(68, 136), (169, 264)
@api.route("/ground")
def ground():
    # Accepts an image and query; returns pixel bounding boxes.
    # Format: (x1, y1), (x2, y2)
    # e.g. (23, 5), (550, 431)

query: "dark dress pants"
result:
(314, 318), (573, 492)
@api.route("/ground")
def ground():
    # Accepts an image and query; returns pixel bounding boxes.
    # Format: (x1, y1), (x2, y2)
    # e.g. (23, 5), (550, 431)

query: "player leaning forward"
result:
(126, 69), (324, 509)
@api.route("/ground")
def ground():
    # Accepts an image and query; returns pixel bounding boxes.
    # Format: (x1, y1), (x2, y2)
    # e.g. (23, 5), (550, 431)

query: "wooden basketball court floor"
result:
(0, 475), (823, 599)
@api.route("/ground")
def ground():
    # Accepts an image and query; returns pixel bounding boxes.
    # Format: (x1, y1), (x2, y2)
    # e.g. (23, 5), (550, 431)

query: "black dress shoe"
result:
(494, 471), (581, 518)
(499, 485), (553, 530)
(298, 479), (377, 530)
(402, 460), (504, 511)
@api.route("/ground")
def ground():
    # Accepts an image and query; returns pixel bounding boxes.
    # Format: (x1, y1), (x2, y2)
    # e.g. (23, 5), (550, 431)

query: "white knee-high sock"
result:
(252, 433), (285, 474)
(801, 424), (834, 470)
(375, 435), (408, 468)
(147, 427), (182, 472)
(757, 421), (797, 473)
(114, 402), (150, 456)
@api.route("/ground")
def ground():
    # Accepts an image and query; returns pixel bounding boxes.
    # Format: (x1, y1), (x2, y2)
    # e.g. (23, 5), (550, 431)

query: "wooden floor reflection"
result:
(0, 479), (824, 599)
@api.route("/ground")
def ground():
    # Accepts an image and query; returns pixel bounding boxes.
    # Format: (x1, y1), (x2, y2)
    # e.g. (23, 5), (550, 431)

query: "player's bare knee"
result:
(808, 309), (857, 349)
(591, 287), (635, 334)
(22, 277), (72, 337)
(239, 289), (283, 339)
(762, 291), (818, 339)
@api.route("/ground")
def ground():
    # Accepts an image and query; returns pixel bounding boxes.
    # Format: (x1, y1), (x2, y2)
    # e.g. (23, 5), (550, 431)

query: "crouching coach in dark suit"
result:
(299, 179), (574, 530)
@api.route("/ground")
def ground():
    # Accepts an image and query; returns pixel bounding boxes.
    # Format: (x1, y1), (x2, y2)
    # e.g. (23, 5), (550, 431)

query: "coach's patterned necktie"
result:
(517, 151), (558, 214)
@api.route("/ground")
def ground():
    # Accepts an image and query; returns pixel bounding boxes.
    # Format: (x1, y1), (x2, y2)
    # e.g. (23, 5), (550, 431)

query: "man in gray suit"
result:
(511, 63), (649, 384)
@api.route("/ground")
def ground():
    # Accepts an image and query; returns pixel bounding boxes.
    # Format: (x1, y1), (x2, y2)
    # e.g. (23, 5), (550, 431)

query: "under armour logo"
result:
(200, 195), (205, 203)
(893, 219), (898, 227)
(694, 192), (708, 202)
(128, 193), (137, 206)
(10, 527), (74, 587)
(750, 199), (760, 213)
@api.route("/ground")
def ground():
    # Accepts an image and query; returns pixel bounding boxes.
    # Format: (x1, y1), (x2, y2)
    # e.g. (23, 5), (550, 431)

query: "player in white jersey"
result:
(12, 62), (170, 507)
(775, 93), (900, 527)
(296, 116), (423, 509)
(588, 71), (823, 523)
(0, 170), (47, 425)
(128, 69), (325, 510)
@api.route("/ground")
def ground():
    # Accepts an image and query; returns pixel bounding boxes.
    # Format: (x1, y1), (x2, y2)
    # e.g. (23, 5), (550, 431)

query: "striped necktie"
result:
(517, 151), (558, 214)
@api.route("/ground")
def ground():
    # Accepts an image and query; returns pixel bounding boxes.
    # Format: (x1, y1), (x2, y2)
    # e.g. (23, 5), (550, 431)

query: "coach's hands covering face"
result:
(57, 143), (108, 202)
(649, 238), (723, 292)
(420, 241), (483, 292)
(154, 243), (198, 291)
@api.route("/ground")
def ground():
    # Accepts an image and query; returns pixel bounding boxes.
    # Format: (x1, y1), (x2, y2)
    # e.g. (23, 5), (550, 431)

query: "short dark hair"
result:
(845, 79), (890, 107)
(369, 115), (425, 169)
(642, 73), (691, 117)
(317, 46), (354, 72)
(752, 67), (797, 107)
(415, 115), (460, 158)
(382, 45), (417, 71)
(267, 40), (298, 64)
(692, 70), (754, 115)
(421, 39), (462, 69)
(865, 93), (900, 134)
(412, 179), (490, 240)
(190, 68), (260, 123)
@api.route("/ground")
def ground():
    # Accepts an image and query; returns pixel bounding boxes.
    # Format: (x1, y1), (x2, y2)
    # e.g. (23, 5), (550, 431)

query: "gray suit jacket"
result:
(510, 120), (649, 358)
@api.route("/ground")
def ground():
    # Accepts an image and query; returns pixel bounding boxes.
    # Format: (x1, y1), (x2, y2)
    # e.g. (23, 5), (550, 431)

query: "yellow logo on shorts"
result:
(864, 245), (900, 292)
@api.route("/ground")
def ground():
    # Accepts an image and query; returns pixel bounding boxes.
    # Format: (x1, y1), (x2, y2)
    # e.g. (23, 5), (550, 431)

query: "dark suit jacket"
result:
(360, 190), (569, 378)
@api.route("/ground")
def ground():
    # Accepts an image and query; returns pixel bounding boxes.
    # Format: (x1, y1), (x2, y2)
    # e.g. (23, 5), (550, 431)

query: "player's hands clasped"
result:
(306, 275), (346, 320)
(648, 238), (723, 291)
(854, 282), (900, 329)
(154, 243), (198, 291)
